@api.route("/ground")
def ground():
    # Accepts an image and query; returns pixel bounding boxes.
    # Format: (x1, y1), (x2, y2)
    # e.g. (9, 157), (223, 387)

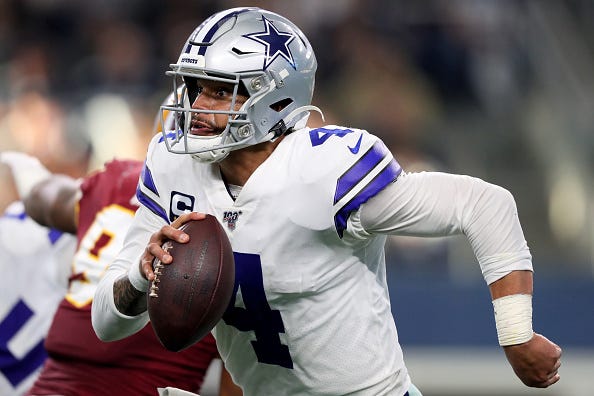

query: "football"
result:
(147, 215), (235, 352)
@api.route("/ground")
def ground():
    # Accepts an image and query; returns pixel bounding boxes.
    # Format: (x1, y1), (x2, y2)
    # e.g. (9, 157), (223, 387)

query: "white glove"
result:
(0, 151), (51, 199)
(157, 388), (200, 396)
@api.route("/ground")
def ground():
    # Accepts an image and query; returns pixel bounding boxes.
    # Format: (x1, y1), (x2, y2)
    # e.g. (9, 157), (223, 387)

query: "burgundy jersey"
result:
(28, 159), (218, 396)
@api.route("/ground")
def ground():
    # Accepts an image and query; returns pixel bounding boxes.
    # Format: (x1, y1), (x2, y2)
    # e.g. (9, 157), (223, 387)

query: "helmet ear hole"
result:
(270, 98), (293, 112)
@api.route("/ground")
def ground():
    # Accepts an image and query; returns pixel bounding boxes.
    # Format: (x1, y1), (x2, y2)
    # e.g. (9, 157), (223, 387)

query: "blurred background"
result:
(0, 0), (592, 395)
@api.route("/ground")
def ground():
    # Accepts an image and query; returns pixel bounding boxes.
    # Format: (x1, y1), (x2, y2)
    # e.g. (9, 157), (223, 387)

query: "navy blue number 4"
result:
(0, 300), (47, 387)
(222, 252), (293, 369)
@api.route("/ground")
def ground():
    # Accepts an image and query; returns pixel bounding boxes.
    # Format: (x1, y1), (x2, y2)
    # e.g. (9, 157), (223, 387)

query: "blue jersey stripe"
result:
(2, 209), (63, 244)
(136, 186), (169, 223)
(2, 211), (26, 220)
(48, 229), (63, 245)
(141, 162), (159, 196)
(159, 130), (181, 143)
(334, 141), (390, 204)
(334, 159), (402, 238)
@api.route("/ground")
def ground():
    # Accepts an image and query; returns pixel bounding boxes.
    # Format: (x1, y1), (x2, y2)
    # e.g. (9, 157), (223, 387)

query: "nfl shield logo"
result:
(223, 211), (242, 230)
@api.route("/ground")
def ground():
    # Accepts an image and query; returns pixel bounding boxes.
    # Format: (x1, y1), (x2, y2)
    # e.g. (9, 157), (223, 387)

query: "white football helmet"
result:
(159, 7), (320, 162)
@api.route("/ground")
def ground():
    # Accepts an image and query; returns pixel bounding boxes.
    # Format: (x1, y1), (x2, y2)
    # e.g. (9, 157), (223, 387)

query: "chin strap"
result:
(287, 105), (325, 126)
(270, 119), (287, 138)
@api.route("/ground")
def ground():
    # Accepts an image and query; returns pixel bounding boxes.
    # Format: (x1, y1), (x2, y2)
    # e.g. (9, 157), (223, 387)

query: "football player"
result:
(92, 7), (561, 396)
(0, 201), (75, 396)
(2, 151), (241, 396)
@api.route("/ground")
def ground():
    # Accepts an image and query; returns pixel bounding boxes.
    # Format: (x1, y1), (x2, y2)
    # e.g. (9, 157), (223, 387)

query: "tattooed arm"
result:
(113, 275), (148, 316)
(92, 206), (163, 341)
(91, 207), (201, 340)
(113, 211), (201, 316)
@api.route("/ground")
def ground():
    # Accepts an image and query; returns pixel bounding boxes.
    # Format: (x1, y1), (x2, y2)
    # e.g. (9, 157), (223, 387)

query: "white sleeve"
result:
(92, 205), (164, 341)
(356, 171), (533, 285)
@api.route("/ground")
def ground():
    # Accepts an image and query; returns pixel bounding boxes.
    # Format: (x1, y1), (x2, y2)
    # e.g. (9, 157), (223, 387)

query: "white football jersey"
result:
(0, 202), (76, 395)
(135, 126), (409, 395)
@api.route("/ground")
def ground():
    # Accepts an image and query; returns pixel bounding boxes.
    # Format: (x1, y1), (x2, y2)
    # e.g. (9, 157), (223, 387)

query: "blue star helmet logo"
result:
(244, 16), (296, 70)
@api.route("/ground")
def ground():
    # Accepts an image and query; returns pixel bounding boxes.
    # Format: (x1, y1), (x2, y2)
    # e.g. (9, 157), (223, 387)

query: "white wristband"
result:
(128, 260), (150, 292)
(492, 294), (534, 346)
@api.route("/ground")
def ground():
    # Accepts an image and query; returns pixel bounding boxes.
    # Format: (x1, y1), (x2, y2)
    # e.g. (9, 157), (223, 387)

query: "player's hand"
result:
(0, 151), (50, 199)
(503, 332), (562, 388)
(140, 212), (206, 281)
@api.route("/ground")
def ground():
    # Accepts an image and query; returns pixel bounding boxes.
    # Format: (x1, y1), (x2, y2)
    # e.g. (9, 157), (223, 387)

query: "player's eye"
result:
(215, 87), (232, 98)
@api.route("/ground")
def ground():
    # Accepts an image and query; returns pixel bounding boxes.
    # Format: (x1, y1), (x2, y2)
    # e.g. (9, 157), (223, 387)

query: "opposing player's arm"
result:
(24, 175), (80, 234)
(0, 151), (78, 232)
